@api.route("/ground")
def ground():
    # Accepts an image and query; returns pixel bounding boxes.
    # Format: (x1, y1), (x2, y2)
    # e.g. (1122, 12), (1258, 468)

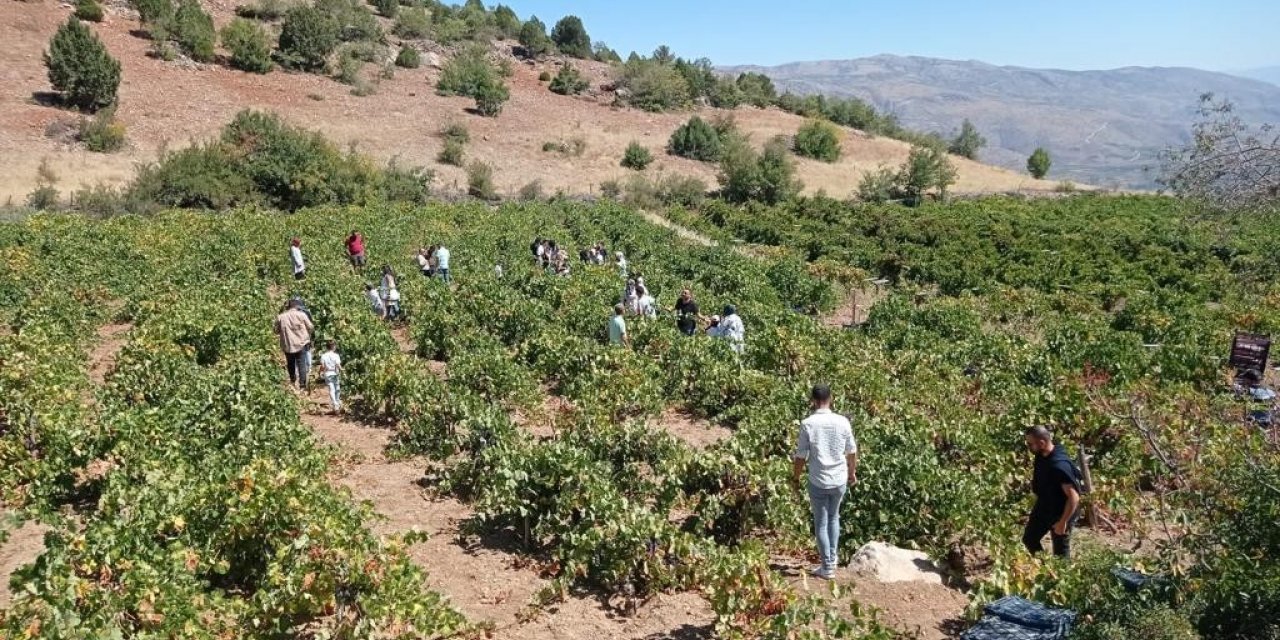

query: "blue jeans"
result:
(808, 482), (847, 571)
(439, 268), (451, 284)
(325, 374), (341, 411)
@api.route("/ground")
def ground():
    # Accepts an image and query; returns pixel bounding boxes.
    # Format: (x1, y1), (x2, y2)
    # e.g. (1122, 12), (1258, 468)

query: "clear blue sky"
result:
(505, 0), (1278, 71)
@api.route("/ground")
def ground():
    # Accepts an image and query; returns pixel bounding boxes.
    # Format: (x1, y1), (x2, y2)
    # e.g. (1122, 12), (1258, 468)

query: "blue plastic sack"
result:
(961, 616), (1063, 640)
(983, 596), (1076, 633)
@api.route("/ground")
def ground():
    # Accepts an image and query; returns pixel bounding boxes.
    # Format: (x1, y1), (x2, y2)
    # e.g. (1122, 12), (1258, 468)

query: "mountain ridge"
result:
(722, 54), (1280, 188)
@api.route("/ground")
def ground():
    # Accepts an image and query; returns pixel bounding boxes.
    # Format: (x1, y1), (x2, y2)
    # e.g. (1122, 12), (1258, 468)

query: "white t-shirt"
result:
(638, 294), (657, 318)
(436, 247), (451, 269)
(388, 288), (401, 303)
(290, 246), (305, 274)
(367, 289), (384, 310)
(418, 254), (429, 270)
(794, 409), (858, 489)
(320, 351), (341, 378)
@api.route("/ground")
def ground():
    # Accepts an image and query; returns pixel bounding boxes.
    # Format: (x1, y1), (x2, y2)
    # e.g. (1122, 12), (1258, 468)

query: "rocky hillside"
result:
(724, 54), (1280, 188)
(0, 2), (1061, 205)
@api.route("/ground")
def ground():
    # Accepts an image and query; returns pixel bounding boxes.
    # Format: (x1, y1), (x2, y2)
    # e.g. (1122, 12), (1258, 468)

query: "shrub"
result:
(517, 16), (552, 57)
(473, 75), (509, 117)
(79, 106), (126, 152)
(492, 4), (521, 39)
(1089, 606), (1199, 640)
(793, 119), (841, 162)
(221, 18), (273, 73)
(234, 0), (286, 20)
(70, 182), (130, 217)
(441, 122), (470, 144)
(621, 142), (653, 170)
(395, 45), (420, 69)
(718, 135), (802, 204)
(948, 119), (986, 160)
(593, 41), (621, 63)
(392, 6), (430, 39)
(542, 137), (586, 157)
(467, 161), (497, 200)
(130, 0), (173, 25)
(855, 165), (899, 203)
(26, 159), (60, 211)
(621, 173), (706, 209)
(1055, 180), (1077, 193)
(736, 72), (776, 108)
(548, 63), (589, 96)
(335, 49), (363, 85)
(1028, 147), (1052, 179)
(436, 44), (498, 96)
(170, 0), (216, 62)
(518, 180), (543, 201)
(379, 159), (432, 203)
(550, 15), (591, 58)
(438, 139), (464, 166)
(315, 0), (380, 42)
(74, 0), (105, 22)
(618, 59), (690, 112)
(537, 70), (551, 82)
(276, 6), (339, 71)
(668, 116), (721, 162)
(708, 76), (744, 109)
(900, 143), (957, 205)
(371, 0), (397, 18)
(44, 17), (122, 112)
(600, 179), (621, 199)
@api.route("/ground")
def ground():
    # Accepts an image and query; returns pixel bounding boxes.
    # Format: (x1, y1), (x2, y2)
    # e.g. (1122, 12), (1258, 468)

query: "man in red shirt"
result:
(345, 230), (366, 268)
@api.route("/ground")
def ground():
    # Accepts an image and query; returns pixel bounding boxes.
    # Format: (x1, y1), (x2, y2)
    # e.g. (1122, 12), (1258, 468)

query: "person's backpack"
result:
(1069, 453), (1089, 495)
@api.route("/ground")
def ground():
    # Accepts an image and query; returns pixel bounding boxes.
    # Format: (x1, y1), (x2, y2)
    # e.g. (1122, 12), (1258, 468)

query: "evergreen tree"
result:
(276, 6), (339, 71)
(667, 116), (721, 162)
(948, 119), (987, 160)
(518, 16), (551, 57)
(1027, 147), (1052, 179)
(550, 15), (590, 58)
(44, 17), (122, 111)
(793, 119), (841, 162)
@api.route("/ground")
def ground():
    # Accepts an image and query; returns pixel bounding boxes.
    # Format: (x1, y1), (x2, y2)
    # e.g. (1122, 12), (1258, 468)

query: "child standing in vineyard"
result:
(320, 340), (342, 413)
(289, 237), (306, 280)
(365, 283), (386, 318)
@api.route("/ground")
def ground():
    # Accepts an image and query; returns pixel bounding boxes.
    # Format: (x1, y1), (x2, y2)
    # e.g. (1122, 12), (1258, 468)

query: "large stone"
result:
(847, 541), (945, 584)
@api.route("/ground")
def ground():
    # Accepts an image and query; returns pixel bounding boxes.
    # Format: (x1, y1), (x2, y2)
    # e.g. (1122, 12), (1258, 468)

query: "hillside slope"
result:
(724, 54), (1280, 188)
(0, 2), (1061, 205)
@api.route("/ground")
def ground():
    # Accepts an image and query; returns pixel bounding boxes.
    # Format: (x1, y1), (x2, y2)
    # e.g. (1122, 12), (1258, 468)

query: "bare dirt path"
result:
(1, 320), (134, 608)
(300, 387), (717, 637)
(639, 211), (716, 248)
(772, 554), (968, 640)
(649, 408), (733, 449)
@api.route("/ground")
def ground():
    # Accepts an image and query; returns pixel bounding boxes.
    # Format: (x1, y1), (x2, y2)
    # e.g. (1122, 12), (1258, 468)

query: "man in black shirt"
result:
(675, 289), (700, 336)
(1022, 426), (1083, 557)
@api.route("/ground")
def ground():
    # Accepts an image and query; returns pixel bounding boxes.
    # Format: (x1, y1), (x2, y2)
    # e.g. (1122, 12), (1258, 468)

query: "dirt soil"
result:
(300, 389), (717, 637)
(774, 554), (969, 640)
(649, 408), (733, 449)
(0, 2), (1067, 203)
(88, 322), (131, 384)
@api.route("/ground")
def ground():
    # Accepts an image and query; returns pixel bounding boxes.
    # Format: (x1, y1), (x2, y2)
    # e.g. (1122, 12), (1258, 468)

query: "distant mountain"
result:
(1235, 66), (1280, 87)
(722, 55), (1280, 188)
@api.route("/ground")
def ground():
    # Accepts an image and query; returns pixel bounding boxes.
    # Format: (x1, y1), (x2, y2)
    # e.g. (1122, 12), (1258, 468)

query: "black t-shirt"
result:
(675, 299), (699, 334)
(1032, 444), (1079, 515)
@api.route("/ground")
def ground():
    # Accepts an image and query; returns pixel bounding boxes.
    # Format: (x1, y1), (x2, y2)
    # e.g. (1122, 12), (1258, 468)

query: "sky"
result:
(505, 0), (1279, 72)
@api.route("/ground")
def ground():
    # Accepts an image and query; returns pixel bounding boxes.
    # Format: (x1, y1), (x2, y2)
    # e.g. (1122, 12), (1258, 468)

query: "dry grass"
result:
(0, 2), (1068, 203)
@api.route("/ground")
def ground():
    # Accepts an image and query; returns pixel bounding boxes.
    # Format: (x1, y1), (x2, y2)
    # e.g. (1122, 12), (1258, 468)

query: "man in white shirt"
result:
(319, 340), (342, 413)
(289, 238), (306, 281)
(435, 245), (452, 283)
(792, 384), (858, 580)
(707, 305), (745, 354)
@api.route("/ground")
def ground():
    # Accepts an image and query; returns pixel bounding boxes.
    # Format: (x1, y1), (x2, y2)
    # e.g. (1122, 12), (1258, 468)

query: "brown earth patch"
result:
(88, 322), (131, 385)
(649, 408), (732, 449)
(0, 518), (49, 609)
(493, 590), (715, 640)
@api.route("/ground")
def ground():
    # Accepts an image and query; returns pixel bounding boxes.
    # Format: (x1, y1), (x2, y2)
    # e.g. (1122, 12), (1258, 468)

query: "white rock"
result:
(847, 541), (944, 584)
(424, 52), (444, 70)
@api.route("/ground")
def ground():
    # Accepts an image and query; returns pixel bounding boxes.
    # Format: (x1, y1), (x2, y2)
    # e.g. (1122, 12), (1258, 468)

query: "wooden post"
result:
(1078, 447), (1097, 528)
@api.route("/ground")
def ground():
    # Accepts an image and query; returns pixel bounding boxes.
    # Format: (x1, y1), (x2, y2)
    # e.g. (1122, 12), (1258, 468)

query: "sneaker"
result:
(809, 566), (836, 580)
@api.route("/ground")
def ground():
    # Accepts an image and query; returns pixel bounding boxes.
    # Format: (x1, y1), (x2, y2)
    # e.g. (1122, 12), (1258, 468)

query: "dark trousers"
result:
(285, 350), (308, 389)
(1023, 508), (1076, 557)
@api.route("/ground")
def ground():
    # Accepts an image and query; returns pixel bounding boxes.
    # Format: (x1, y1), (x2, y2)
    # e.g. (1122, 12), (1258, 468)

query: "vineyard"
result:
(1, 196), (1279, 639)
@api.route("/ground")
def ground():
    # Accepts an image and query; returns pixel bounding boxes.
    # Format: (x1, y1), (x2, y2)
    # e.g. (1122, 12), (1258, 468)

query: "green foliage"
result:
(621, 141), (653, 170)
(492, 4), (521, 39)
(78, 106), (126, 153)
(793, 119), (841, 162)
(394, 45), (420, 69)
(234, 0), (286, 20)
(548, 63), (589, 96)
(550, 14), (591, 58)
(276, 6), (339, 71)
(593, 41), (621, 63)
(74, 0), (105, 22)
(537, 70), (551, 82)
(708, 76), (745, 109)
(43, 17), (122, 112)
(315, 0), (381, 42)
(948, 119), (986, 160)
(441, 122), (470, 144)
(472, 74), (509, 117)
(667, 116), (722, 162)
(1028, 147), (1052, 179)
(438, 139), (464, 166)
(542, 137), (586, 157)
(130, 0), (173, 25)
(735, 72), (776, 108)
(25, 160), (60, 210)
(170, 0), (216, 62)
(466, 161), (497, 200)
(220, 18), (273, 73)
(436, 44), (500, 97)
(855, 165), (900, 204)
(392, 6), (431, 39)
(618, 58), (690, 112)
(517, 16), (552, 57)
(899, 143), (958, 205)
(518, 180), (544, 201)
(619, 173), (706, 209)
(371, 0), (397, 18)
(718, 135), (803, 204)
(124, 110), (429, 210)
